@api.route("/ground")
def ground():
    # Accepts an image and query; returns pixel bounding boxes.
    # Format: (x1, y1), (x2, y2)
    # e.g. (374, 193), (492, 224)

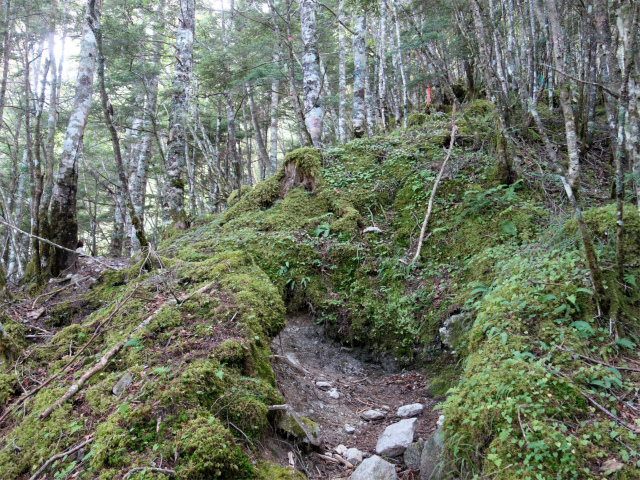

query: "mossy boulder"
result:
(407, 113), (427, 127)
(177, 416), (253, 479)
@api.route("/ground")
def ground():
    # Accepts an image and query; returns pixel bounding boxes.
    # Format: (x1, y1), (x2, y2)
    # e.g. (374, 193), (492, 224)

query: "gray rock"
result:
(344, 424), (356, 433)
(397, 403), (424, 418)
(327, 388), (340, 399)
(69, 273), (87, 284)
(345, 447), (363, 465)
(316, 381), (333, 390)
(278, 411), (322, 447)
(404, 439), (424, 471)
(420, 426), (446, 480)
(350, 455), (397, 480)
(361, 409), (386, 421)
(439, 313), (471, 349)
(363, 226), (383, 234)
(335, 444), (348, 455)
(112, 372), (133, 395)
(376, 418), (418, 457)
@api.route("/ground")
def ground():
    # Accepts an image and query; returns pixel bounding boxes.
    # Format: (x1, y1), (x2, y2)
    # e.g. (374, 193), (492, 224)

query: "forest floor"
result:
(262, 312), (441, 479)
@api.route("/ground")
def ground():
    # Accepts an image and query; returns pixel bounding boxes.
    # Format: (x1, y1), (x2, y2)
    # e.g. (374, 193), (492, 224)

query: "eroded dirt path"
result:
(265, 313), (440, 479)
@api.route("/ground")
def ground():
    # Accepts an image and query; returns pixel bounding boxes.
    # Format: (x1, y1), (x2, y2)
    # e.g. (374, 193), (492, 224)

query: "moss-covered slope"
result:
(1, 108), (640, 479)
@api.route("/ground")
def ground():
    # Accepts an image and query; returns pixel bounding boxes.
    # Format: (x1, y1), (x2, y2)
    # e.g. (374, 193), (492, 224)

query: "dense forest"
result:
(0, 0), (639, 478)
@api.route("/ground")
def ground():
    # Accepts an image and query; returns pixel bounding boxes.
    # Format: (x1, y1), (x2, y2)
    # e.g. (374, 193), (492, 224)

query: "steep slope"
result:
(1, 106), (640, 479)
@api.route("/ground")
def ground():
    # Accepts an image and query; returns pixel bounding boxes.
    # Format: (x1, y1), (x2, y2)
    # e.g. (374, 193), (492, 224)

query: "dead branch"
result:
(39, 282), (215, 420)
(411, 104), (458, 263)
(28, 436), (94, 480)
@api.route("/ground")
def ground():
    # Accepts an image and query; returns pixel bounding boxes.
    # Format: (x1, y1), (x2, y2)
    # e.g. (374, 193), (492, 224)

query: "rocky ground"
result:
(264, 313), (444, 479)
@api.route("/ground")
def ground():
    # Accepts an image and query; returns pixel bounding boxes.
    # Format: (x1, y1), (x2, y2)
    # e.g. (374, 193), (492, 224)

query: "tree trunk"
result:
(352, 13), (367, 138)
(301, 0), (323, 148)
(47, 0), (102, 276)
(226, 90), (242, 189)
(246, 83), (269, 180)
(338, 0), (347, 142)
(545, 0), (580, 190)
(164, 0), (194, 230)
(269, 52), (279, 175)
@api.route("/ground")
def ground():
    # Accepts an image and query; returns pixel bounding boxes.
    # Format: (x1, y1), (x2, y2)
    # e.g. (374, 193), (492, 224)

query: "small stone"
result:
(112, 372), (133, 395)
(381, 405), (390, 411)
(315, 381), (333, 390)
(437, 415), (445, 427)
(344, 424), (356, 433)
(335, 444), (347, 455)
(397, 403), (424, 418)
(363, 226), (383, 234)
(327, 388), (340, 399)
(350, 455), (397, 480)
(376, 418), (418, 457)
(345, 447), (363, 465)
(361, 409), (386, 421)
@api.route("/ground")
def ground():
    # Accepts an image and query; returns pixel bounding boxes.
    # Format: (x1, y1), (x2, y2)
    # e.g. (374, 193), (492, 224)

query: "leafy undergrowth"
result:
(1, 106), (639, 479)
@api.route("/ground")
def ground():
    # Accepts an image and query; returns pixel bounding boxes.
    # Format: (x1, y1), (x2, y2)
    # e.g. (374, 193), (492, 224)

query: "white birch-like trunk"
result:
(390, 0), (407, 127)
(545, 0), (580, 189)
(47, 0), (102, 275)
(164, 0), (194, 230)
(352, 13), (367, 138)
(269, 51), (279, 175)
(301, 0), (323, 147)
(377, 5), (387, 130)
(338, 0), (347, 142)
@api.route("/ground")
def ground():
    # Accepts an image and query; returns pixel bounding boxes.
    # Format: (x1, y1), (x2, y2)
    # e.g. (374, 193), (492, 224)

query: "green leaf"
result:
(500, 220), (517, 237)
(215, 369), (224, 380)
(624, 274), (637, 288)
(124, 338), (140, 348)
(576, 288), (593, 295)
(566, 294), (577, 306)
(539, 294), (557, 303)
(615, 338), (636, 350)
(570, 321), (594, 338)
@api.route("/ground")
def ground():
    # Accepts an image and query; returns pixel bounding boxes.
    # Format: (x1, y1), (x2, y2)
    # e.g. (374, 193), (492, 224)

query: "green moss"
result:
(227, 184), (253, 207)
(0, 373), (17, 404)
(256, 462), (306, 479)
(407, 113), (427, 127)
(177, 416), (253, 479)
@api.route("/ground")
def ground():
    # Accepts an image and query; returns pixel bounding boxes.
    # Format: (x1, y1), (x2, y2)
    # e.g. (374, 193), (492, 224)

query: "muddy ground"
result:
(263, 313), (442, 479)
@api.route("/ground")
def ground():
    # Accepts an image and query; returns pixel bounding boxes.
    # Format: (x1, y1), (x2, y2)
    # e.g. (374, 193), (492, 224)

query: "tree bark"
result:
(164, 0), (194, 230)
(246, 83), (269, 180)
(301, 0), (323, 147)
(352, 13), (367, 138)
(338, 0), (347, 142)
(47, 0), (102, 276)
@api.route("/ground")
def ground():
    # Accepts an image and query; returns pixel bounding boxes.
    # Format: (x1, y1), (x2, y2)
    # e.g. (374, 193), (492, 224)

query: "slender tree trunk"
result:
(47, 0), (103, 276)
(269, 52), (279, 175)
(95, 27), (149, 252)
(352, 13), (367, 138)
(545, 0), (580, 190)
(226, 90), (242, 189)
(164, 0), (194, 230)
(378, 5), (387, 130)
(246, 83), (269, 180)
(301, 0), (323, 147)
(391, 0), (407, 126)
(338, 0), (347, 142)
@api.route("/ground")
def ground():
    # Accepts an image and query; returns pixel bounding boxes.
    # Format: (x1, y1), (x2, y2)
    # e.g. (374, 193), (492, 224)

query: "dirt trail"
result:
(267, 313), (440, 479)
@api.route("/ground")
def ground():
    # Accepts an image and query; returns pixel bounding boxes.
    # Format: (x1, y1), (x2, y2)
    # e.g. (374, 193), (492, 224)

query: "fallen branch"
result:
(31, 280), (80, 309)
(0, 218), (116, 271)
(0, 287), (138, 425)
(124, 467), (176, 479)
(39, 282), (215, 420)
(268, 404), (290, 411)
(581, 391), (634, 432)
(28, 436), (94, 480)
(560, 347), (640, 373)
(411, 104), (458, 264)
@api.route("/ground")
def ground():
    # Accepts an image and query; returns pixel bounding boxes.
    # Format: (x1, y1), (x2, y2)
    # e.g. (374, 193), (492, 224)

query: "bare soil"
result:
(264, 312), (441, 479)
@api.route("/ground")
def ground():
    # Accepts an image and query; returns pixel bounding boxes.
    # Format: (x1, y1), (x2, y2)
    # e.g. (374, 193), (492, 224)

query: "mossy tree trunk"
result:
(164, 0), (194, 231)
(47, 0), (102, 276)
